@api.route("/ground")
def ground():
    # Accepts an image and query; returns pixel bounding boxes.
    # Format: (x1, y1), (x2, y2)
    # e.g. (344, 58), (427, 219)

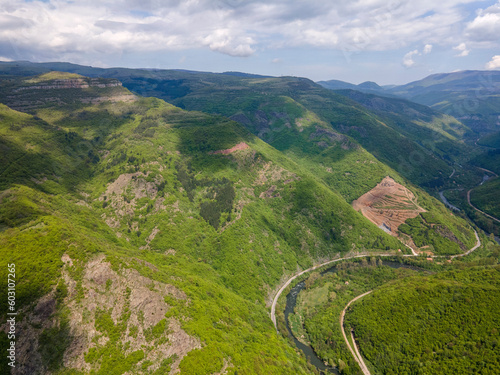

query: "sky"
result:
(0, 0), (499, 85)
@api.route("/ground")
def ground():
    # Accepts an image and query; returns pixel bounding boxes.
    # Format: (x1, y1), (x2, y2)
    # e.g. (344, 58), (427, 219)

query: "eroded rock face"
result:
(3, 77), (136, 112)
(13, 78), (123, 91)
(1, 254), (200, 375)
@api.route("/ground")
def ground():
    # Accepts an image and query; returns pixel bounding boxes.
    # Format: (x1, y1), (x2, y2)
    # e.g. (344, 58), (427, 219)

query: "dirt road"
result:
(467, 189), (500, 224)
(270, 230), (482, 373)
(340, 291), (373, 375)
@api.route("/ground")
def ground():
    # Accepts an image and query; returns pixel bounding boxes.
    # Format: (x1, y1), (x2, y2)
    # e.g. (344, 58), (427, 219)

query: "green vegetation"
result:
(25, 71), (84, 82)
(472, 150), (500, 175)
(290, 259), (423, 374)
(478, 130), (500, 149)
(0, 68), (493, 375)
(399, 214), (464, 255)
(346, 266), (500, 374)
(0, 75), (405, 374)
(442, 188), (500, 236)
(470, 177), (500, 220)
(387, 70), (500, 135)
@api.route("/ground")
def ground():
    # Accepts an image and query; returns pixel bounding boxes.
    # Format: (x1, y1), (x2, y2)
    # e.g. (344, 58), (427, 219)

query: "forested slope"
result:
(346, 266), (500, 374)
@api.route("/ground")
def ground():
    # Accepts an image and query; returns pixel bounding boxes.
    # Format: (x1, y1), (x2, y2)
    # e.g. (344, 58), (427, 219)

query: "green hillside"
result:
(139, 74), (456, 190)
(0, 74), (409, 374)
(472, 150), (500, 175)
(335, 89), (471, 143)
(388, 70), (500, 135)
(470, 177), (500, 220)
(0, 69), (491, 375)
(0, 61), (460, 191)
(345, 266), (500, 374)
(0, 69), (478, 254)
(478, 130), (500, 149)
(290, 259), (424, 373)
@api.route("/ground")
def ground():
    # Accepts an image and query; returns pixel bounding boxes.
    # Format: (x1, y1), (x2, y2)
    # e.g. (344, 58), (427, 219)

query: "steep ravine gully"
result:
(270, 231), (481, 374)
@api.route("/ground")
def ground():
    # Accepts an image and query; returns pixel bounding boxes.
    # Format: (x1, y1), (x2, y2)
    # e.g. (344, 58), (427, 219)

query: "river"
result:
(438, 190), (460, 211)
(283, 261), (424, 374)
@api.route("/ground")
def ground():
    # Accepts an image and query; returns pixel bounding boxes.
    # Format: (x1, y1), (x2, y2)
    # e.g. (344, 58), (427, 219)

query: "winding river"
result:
(282, 260), (425, 374)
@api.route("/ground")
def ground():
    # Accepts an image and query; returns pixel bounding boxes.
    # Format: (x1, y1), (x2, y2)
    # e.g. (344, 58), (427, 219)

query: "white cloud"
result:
(202, 29), (255, 57)
(453, 42), (470, 57)
(0, 56), (13, 61)
(486, 55), (500, 69)
(0, 0), (496, 63)
(403, 49), (420, 67)
(466, 1), (500, 42)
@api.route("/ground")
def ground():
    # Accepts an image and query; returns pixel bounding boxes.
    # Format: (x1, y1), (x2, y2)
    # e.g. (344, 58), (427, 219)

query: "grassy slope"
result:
(149, 77), (476, 255)
(478, 130), (500, 149)
(161, 75), (454, 189)
(388, 70), (500, 134)
(0, 81), (409, 374)
(296, 260), (422, 374)
(0, 62), (459, 190)
(334, 89), (471, 148)
(472, 150), (500, 175)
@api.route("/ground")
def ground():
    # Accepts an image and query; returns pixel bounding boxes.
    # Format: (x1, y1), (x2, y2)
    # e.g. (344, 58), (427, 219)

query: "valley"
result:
(0, 65), (498, 375)
(273, 225), (482, 374)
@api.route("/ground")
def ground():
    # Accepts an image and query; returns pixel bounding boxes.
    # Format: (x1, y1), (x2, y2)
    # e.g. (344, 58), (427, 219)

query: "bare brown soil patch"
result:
(352, 176), (425, 236)
(210, 142), (250, 155)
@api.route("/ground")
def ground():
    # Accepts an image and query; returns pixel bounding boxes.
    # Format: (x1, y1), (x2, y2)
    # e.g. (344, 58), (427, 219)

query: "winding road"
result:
(270, 253), (391, 329)
(270, 230), (482, 374)
(465, 167), (500, 223)
(467, 188), (500, 224)
(340, 291), (372, 375)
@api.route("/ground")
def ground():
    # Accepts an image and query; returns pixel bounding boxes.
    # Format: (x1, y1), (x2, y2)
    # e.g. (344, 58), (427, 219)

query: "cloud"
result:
(203, 29), (255, 57)
(466, 1), (500, 42)
(0, 0), (496, 64)
(0, 0), (257, 59)
(453, 42), (470, 57)
(486, 55), (500, 69)
(403, 49), (420, 67)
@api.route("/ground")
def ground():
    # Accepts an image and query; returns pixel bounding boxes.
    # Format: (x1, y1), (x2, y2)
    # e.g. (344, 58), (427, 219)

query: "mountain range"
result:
(0, 61), (499, 375)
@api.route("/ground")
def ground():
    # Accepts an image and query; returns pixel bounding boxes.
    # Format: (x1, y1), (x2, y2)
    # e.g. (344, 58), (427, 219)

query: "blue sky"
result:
(0, 0), (499, 84)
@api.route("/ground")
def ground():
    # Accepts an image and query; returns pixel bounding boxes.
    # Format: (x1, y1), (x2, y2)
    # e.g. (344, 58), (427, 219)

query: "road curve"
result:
(340, 291), (372, 375)
(270, 253), (392, 329)
(450, 230), (481, 259)
(270, 230), (482, 372)
(271, 230), (480, 330)
(467, 189), (500, 224)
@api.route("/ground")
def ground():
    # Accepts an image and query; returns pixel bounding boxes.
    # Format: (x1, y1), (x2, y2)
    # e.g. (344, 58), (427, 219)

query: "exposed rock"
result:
(3, 255), (198, 374)
(259, 185), (281, 199)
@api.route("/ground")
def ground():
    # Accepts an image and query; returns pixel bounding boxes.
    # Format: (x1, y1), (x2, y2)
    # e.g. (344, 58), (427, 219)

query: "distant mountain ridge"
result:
(0, 64), (496, 375)
(317, 79), (396, 97)
(319, 70), (500, 135)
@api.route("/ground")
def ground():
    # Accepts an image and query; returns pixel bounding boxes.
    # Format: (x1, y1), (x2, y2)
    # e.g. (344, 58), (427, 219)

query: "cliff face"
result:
(13, 78), (123, 91)
(0, 73), (135, 112)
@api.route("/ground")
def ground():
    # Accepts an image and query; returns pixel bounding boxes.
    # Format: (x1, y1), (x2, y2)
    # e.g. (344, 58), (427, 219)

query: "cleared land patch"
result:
(352, 176), (425, 238)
